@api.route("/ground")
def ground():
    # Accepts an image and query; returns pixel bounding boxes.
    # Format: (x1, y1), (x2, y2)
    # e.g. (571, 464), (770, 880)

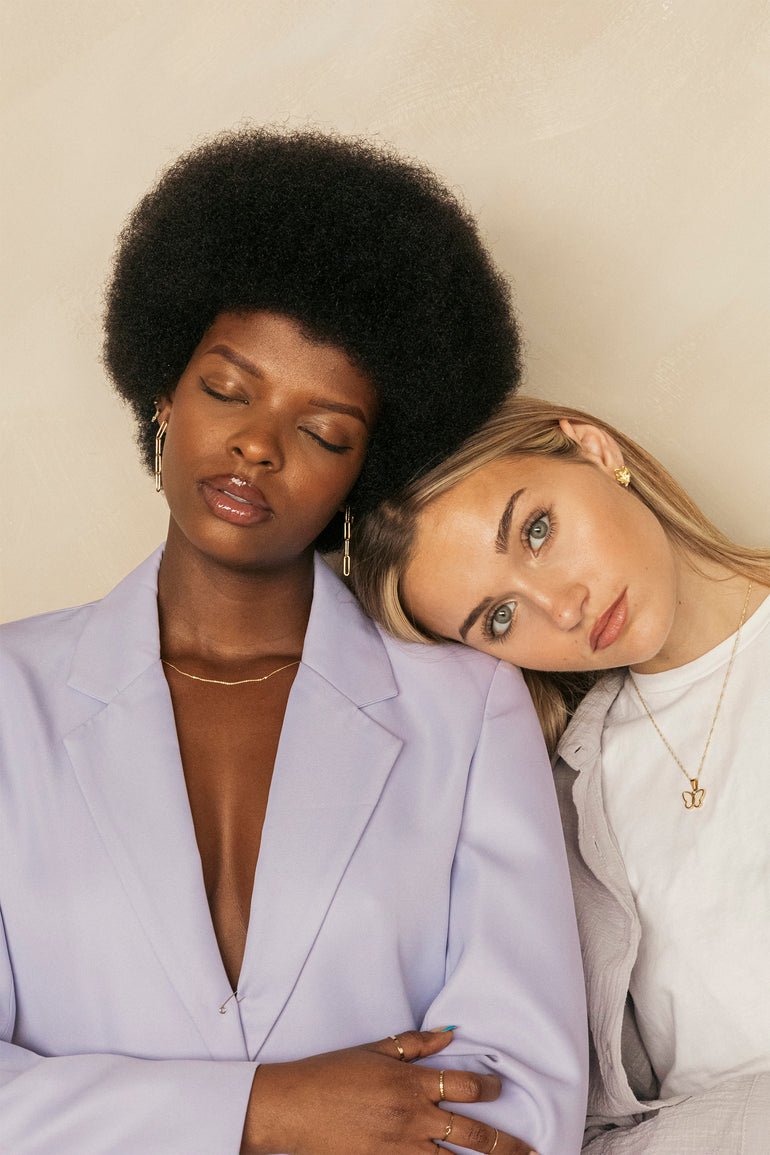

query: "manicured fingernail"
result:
(429, 1024), (457, 1033)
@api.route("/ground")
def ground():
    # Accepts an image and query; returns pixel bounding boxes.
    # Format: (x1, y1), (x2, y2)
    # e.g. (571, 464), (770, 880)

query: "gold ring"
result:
(488, 1128), (499, 1154)
(438, 1070), (446, 1101)
(388, 1034), (406, 1061)
(443, 1113), (454, 1140)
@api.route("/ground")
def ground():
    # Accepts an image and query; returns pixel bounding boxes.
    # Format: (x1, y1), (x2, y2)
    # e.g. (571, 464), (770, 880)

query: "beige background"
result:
(2, 0), (768, 622)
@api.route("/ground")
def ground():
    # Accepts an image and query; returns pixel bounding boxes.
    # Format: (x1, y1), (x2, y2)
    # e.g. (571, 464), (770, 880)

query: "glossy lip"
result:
(198, 474), (274, 527)
(590, 590), (628, 652)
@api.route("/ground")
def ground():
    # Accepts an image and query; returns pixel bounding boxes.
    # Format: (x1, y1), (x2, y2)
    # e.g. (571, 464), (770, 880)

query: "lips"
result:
(590, 590), (628, 652)
(199, 475), (274, 527)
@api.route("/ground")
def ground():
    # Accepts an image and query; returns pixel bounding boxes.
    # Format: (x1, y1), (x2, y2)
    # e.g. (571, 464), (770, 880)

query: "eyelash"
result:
(482, 507), (555, 644)
(201, 381), (351, 454)
(201, 381), (245, 404)
(300, 428), (350, 455)
(521, 507), (554, 552)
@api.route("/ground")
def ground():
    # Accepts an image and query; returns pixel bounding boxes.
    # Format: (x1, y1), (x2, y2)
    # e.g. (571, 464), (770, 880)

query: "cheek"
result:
(317, 451), (367, 502)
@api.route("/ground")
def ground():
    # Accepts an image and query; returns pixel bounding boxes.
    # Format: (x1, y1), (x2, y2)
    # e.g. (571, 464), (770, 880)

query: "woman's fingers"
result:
(434, 1110), (538, 1155)
(370, 1031), (506, 1110)
(430, 1066), (502, 1104)
(369, 1026), (456, 1063)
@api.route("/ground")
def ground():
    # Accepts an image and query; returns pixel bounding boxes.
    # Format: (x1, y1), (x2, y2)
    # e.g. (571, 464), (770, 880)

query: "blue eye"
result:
(528, 514), (550, 551)
(487, 601), (517, 640)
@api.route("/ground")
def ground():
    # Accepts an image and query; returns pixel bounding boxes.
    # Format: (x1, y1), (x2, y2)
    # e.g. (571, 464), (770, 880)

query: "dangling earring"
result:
(614, 465), (631, 488)
(153, 407), (168, 493)
(342, 506), (353, 577)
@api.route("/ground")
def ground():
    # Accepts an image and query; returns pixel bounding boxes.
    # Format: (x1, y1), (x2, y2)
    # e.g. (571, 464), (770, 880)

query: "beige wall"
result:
(2, 0), (768, 622)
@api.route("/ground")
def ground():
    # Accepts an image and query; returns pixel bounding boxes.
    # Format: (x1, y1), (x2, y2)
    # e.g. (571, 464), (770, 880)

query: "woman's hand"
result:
(241, 1027), (537, 1155)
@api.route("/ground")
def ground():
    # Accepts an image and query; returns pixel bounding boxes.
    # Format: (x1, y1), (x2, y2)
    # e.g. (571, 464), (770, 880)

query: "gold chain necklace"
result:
(162, 658), (300, 686)
(628, 581), (752, 810)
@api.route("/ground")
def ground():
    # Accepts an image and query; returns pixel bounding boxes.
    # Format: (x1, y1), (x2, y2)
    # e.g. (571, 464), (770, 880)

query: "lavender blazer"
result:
(0, 549), (587, 1154)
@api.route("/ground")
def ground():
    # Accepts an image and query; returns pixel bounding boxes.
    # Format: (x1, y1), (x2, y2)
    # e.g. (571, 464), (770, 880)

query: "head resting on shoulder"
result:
(103, 127), (520, 550)
(351, 394), (769, 749)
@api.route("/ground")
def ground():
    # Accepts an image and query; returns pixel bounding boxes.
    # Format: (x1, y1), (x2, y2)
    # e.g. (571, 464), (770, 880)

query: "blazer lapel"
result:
(64, 550), (243, 1057)
(238, 557), (403, 1057)
(64, 552), (403, 1060)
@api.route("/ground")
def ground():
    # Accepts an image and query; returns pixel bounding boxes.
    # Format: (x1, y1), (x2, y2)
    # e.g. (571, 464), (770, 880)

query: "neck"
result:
(631, 551), (757, 674)
(157, 525), (314, 663)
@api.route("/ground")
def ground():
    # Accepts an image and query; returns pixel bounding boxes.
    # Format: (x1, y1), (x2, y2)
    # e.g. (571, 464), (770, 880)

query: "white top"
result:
(600, 590), (770, 1098)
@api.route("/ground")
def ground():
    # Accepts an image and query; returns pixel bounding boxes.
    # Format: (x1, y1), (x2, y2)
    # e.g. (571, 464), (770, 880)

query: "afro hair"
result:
(103, 127), (521, 550)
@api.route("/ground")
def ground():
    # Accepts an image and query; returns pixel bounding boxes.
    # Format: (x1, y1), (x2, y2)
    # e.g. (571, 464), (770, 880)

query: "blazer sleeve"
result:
(0, 908), (257, 1155)
(418, 660), (589, 1155)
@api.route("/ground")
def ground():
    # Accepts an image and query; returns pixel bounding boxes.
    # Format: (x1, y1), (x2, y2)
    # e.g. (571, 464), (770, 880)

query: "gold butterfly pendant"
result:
(682, 779), (705, 809)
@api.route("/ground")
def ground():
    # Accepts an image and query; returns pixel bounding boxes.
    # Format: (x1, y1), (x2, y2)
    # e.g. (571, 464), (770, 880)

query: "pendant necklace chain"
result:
(162, 658), (300, 686)
(628, 581), (752, 810)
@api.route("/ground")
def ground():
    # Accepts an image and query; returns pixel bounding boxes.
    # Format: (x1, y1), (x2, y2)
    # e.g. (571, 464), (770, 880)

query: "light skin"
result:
(403, 421), (763, 676)
(154, 310), (532, 1155)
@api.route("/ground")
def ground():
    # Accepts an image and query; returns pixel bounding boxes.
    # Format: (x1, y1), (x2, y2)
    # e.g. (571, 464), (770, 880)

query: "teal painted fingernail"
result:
(441, 1024), (457, 1032)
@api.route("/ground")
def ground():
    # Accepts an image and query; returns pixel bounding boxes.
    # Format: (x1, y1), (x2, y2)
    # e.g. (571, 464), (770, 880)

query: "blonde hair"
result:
(351, 395), (770, 752)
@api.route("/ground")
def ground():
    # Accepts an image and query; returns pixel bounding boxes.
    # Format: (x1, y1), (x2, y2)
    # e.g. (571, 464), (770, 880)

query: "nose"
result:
(229, 410), (284, 471)
(530, 579), (587, 631)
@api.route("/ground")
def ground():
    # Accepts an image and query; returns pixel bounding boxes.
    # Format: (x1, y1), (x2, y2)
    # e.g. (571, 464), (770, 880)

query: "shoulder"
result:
(311, 556), (533, 732)
(378, 624), (527, 701)
(314, 553), (528, 699)
(0, 547), (163, 709)
(1, 601), (98, 682)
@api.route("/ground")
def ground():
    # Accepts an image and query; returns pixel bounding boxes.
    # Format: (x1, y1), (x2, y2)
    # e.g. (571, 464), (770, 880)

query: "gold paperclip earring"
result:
(153, 407), (168, 493)
(342, 506), (353, 576)
(614, 465), (631, 488)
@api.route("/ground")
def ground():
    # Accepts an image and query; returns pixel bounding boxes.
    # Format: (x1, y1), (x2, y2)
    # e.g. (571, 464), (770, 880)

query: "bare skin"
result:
(159, 528), (311, 986)
(155, 312), (532, 1155)
(403, 421), (769, 676)
(243, 1029), (537, 1155)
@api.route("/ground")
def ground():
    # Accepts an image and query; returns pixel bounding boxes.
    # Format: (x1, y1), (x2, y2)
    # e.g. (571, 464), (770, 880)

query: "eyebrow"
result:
(206, 344), (262, 377)
(458, 487), (525, 641)
(495, 488), (524, 553)
(459, 596), (495, 642)
(308, 398), (370, 428)
(205, 345), (370, 428)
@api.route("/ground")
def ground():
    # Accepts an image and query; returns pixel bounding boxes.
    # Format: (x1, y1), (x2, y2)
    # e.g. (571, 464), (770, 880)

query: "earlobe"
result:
(154, 395), (173, 427)
(558, 418), (625, 475)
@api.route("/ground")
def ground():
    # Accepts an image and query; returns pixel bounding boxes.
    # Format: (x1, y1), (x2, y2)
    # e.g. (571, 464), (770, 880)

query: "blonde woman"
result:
(352, 395), (770, 1154)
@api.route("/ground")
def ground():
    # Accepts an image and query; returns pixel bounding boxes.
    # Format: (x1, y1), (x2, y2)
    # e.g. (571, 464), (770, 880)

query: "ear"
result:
(558, 418), (626, 476)
(155, 393), (174, 426)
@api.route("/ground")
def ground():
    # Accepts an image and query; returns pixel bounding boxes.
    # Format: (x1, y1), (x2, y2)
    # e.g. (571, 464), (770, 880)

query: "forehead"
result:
(419, 455), (562, 531)
(196, 310), (378, 409)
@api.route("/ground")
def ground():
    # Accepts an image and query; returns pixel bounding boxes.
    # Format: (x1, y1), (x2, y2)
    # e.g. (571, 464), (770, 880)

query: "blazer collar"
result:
(67, 546), (165, 703)
(301, 553), (398, 706)
(67, 547), (398, 710)
(64, 547), (402, 1059)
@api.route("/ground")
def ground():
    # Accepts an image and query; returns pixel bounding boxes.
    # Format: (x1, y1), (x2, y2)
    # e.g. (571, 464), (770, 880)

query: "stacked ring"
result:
(443, 1113), (454, 1140)
(388, 1034), (406, 1061)
(438, 1070), (446, 1101)
(488, 1128), (499, 1153)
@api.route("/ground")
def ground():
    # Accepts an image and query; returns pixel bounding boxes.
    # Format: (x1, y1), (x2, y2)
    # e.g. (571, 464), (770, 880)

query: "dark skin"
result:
(155, 311), (534, 1155)
(159, 557), (307, 987)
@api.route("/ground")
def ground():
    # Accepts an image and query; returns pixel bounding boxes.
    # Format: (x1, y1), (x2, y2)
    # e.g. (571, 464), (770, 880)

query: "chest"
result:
(168, 674), (296, 987)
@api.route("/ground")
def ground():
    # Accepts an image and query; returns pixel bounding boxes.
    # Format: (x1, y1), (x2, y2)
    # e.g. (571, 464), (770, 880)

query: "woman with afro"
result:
(0, 129), (587, 1155)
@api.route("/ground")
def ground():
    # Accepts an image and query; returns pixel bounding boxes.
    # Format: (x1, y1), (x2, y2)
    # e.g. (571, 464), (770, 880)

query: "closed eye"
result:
(300, 427), (352, 454)
(200, 380), (247, 404)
